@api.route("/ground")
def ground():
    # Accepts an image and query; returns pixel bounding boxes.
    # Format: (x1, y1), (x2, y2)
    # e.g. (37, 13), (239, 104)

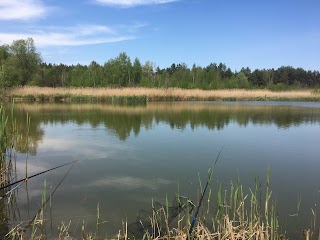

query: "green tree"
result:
(0, 45), (11, 87)
(142, 61), (155, 86)
(236, 72), (250, 88)
(261, 69), (274, 86)
(275, 67), (289, 85)
(132, 58), (142, 86)
(204, 64), (221, 89)
(88, 61), (99, 87)
(240, 67), (251, 78)
(69, 64), (89, 87)
(8, 38), (41, 86)
(191, 64), (203, 88)
(0, 59), (20, 87)
(0, 45), (10, 63)
(37, 63), (69, 87)
(104, 52), (132, 87)
(171, 63), (191, 88)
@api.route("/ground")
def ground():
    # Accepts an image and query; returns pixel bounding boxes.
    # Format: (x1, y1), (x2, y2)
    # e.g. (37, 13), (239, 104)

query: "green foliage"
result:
(132, 58), (142, 86)
(88, 61), (104, 87)
(0, 38), (41, 87)
(0, 59), (20, 87)
(268, 83), (289, 91)
(8, 38), (42, 86)
(0, 105), (8, 156)
(1, 38), (320, 89)
(236, 72), (250, 88)
(0, 45), (10, 64)
(313, 86), (320, 94)
(104, 52), (132, 87)
(141, 61), (156, 87)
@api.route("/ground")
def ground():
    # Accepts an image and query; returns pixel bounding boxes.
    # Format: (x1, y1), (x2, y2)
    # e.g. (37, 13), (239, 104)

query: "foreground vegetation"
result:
(2, 87), (320, 103)
(1, 104), (319, 239)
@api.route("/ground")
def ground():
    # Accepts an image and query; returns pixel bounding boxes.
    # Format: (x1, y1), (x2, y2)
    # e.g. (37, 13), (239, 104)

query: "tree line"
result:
(1, 38), (320, 90)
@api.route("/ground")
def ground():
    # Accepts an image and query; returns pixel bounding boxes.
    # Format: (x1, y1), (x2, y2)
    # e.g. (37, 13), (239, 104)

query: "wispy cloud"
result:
(0, 0), (48, 20)
(37, 136), (129, 159)
(0, 24), (134, 47)
(86, 176), (172, 190)
(94, 0), (177, 7)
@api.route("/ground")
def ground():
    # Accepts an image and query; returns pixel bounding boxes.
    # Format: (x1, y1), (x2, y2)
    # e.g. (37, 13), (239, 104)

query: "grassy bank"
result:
(2, 87), (320, 103)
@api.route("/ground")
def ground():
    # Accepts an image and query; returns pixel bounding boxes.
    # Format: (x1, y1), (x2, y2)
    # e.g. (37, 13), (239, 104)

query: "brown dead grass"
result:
(7, 86), (320, 101)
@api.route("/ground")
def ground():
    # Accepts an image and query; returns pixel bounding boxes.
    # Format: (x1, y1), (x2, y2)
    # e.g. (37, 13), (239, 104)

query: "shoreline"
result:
(1, 86), (320, 103)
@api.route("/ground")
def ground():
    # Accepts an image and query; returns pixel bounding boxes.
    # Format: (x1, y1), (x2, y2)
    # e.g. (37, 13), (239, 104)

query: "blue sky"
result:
(0, 0), (319, 71)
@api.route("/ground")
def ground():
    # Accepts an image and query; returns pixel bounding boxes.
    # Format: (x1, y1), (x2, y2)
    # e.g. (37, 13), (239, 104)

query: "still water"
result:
(7, 101), (320, 237)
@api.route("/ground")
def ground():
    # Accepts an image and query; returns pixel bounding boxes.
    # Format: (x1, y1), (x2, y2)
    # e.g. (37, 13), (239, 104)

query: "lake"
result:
(4, 101), (320, 238)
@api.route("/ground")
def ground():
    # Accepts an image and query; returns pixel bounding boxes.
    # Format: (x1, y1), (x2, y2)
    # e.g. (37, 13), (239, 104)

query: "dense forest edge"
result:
(1, 38), (320, 102)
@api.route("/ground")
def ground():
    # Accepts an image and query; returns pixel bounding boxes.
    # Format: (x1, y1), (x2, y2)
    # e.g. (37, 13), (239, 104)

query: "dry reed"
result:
(6, 86), (320, 102)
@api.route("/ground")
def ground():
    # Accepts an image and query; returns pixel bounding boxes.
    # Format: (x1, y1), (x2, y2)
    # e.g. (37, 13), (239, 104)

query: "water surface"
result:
(6, 101), (320, 237)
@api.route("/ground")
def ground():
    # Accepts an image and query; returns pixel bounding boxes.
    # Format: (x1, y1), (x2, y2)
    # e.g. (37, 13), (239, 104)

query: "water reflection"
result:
(5, 102), (320, 238)
(83, 176), (173, 190)
(6, 107), (44, 155)
(12, 102), (320, 143)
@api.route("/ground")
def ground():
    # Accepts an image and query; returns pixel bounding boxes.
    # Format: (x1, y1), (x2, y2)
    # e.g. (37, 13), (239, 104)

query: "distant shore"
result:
(1, 86), (320, 103)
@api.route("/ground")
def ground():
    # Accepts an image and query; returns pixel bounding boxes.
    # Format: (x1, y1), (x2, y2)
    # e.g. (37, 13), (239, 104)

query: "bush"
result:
(268, 83), (288, 91)
(312, 86), (320, 94)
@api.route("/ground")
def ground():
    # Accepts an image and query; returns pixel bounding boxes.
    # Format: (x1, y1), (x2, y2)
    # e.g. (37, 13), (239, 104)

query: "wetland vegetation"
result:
(1, 38), (320, 101)
(2, 87), (320, 103)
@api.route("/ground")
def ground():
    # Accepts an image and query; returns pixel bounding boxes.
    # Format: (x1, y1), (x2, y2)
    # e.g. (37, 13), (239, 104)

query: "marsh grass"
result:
(0, 103), (22, 239)
(114, 171), (283, 240)
(6, 86), (320, 102)
(113, 167), (320, 240)
(0, 103), (75, 239)
(2, 164), (319, 239)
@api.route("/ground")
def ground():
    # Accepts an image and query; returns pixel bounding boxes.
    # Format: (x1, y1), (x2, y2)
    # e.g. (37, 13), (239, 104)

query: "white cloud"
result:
(73, 24), (116, 36)
(0, 24), (134, 47)
(15, 160), (48, 175)
(94, 0), (177, 7)
(37, 137), (126, 159)
(0, 0), (48, 20)
(86, 176), (172, 190)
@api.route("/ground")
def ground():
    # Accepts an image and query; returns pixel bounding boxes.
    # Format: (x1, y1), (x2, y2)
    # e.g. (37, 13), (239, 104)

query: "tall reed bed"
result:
(0, 104), (77, 239)
(0, 103), (20, 192)
(114, 170), (317, 240)
(0, 104), (20, 238)
(0, 103), (38, 239)
(6, 86), (320, 102)
(0, 105), (9, 237)
(117, 170), (284, 240)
